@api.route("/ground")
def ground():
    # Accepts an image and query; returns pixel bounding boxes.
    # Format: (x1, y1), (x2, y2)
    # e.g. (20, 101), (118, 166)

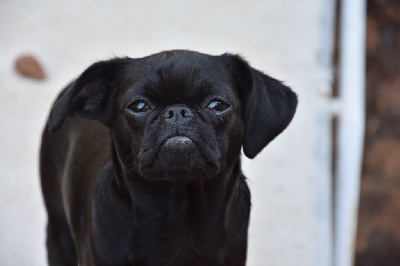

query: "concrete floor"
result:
(0, 0), (325, 265)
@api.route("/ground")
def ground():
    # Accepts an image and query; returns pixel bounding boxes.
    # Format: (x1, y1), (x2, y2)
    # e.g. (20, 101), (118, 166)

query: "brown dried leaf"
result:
(15, 55), (46, 80)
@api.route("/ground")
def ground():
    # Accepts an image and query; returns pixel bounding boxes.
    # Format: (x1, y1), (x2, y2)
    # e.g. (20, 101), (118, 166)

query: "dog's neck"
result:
(125, 163), (241, 225)
(92, 149), (246, 265)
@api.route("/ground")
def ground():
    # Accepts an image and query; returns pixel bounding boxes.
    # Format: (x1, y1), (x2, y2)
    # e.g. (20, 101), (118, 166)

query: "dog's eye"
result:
(128, 100), (151, 113)
(207, 100), (230, 112)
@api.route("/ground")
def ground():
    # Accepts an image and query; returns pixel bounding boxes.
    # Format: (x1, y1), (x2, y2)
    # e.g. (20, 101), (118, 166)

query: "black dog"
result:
(40, 50), (297, 266)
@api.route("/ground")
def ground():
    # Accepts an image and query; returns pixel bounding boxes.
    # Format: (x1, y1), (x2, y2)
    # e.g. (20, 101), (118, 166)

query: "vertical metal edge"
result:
(334, 0), (366, 266)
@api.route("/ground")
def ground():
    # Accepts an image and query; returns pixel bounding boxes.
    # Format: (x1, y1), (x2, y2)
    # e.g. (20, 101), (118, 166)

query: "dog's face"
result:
(112, 52), (245, 182)
(49, 50), (297, 183)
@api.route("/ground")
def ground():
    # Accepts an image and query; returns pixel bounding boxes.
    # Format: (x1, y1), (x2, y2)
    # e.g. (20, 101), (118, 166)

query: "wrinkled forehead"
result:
(122, 51), (237, 105)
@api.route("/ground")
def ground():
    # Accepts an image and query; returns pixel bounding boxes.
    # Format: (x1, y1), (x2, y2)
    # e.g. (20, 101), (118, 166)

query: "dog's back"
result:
(40, 114), (110, 265)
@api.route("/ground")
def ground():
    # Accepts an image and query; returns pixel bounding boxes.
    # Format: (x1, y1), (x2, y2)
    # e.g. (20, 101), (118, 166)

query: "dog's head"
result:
(49, 50), (297, 183)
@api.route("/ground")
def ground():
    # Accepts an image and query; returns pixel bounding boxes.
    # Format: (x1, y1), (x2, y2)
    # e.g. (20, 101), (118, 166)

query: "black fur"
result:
(40, 50), (297, 266)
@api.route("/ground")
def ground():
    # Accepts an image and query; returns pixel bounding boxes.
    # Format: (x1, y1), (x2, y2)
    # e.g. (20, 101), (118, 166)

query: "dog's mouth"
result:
(139, 135), (220, 183)
(163, 136), (194, 149)
(159, 136), (198, 164)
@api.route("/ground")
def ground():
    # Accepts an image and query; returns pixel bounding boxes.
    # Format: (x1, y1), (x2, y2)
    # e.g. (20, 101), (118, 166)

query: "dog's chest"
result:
(93, 185), (229, 266)
(126, 226), (226, 266)
(125, 204), (227, 266)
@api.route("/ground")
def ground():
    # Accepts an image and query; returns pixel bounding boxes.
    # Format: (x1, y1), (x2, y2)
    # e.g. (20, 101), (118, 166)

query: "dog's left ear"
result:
(49, 58), (133, 132)
(221, 54), (298, 159)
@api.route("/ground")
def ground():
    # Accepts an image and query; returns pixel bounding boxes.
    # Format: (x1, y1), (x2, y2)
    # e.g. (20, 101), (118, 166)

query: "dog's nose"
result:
(161, 105), (194, 123)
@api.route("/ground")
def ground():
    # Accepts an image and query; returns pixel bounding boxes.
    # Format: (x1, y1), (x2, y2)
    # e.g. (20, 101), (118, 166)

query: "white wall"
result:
(0, 1), (329, 265)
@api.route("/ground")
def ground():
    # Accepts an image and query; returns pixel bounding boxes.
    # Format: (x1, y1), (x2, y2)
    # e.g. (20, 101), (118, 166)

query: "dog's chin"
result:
(139, 136), (220, 183)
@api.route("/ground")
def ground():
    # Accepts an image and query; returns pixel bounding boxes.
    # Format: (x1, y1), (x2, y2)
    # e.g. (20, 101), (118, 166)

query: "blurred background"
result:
(356, 0), (400, 266)
(0, 0), (396, 266)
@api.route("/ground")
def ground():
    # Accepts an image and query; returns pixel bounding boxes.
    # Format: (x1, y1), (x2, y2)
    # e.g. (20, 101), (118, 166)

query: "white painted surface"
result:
(0, 1), (332, 265)
(334, 1), (366, 266)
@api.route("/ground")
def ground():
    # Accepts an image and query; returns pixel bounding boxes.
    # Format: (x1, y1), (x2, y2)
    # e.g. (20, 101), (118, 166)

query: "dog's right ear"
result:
(49, 58), (133, 132)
